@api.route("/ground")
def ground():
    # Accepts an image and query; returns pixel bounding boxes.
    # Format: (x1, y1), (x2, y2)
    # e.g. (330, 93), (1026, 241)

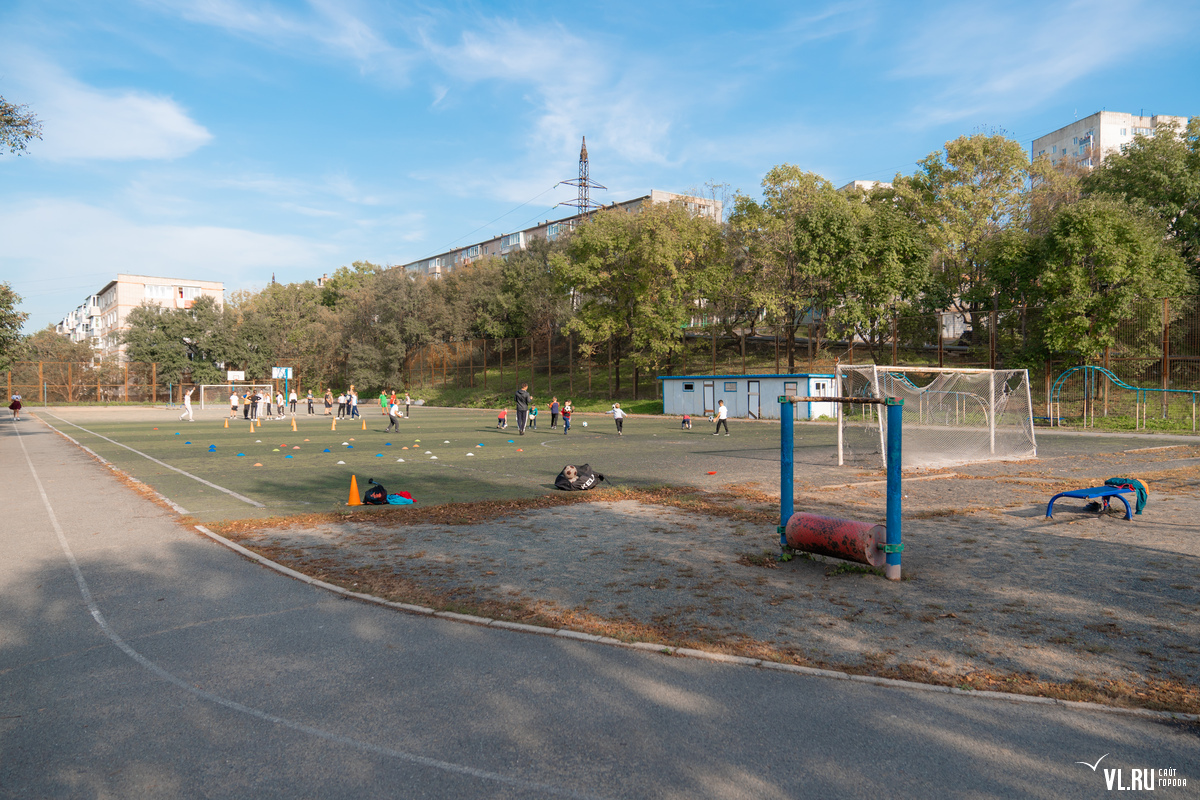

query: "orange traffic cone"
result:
(291, 416), (297, 432)
(224, 417), (229, 428)
(257, 417), (262, 427)
(250, 419), (255, 432)
(331, 418), (337, 431)
(361, 417), (366, 431)
(347, 474), (361, 506)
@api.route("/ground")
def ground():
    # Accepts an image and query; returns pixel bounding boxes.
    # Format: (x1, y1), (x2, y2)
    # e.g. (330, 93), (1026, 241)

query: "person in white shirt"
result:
(350, 392), (360, 419)
(229, 390), (239, 419)
(275, 391), (285, 419)
(386, 400), (401, 432)
(179, 387), (194, 421)
(337, 392), (346, 418)
(713, 399), (730, 436)
(606, 403), (626, 435)
(289, 390), (298, 413)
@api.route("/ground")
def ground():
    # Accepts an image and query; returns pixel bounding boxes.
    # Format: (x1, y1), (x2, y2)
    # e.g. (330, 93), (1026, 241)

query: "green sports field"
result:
(33, 406), (831, 523)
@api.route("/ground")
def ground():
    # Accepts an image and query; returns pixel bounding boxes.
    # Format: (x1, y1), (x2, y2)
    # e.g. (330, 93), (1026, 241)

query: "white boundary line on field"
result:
(194, 525), (1200, 725)
(37, 412), (265, 508)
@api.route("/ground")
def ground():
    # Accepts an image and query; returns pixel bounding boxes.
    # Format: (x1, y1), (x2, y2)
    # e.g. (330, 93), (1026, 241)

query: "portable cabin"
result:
(658, 374), (838, 420)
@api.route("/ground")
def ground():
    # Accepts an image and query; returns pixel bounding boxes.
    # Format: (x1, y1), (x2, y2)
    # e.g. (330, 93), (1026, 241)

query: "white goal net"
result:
(199, 384), (275, 409)
(837, 365), (1037, 469)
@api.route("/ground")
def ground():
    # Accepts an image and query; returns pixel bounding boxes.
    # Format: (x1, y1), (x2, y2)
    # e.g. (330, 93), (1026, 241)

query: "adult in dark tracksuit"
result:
(549, 398), (560, 429)
(514, 383), (532, 435)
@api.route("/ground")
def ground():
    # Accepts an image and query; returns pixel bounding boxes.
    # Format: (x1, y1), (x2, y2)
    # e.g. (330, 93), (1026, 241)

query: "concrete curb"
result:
(195, 523), (1200, 725)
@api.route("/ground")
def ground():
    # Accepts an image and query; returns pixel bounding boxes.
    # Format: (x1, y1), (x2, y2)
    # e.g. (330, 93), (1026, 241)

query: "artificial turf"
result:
(35, 407), (820, 524)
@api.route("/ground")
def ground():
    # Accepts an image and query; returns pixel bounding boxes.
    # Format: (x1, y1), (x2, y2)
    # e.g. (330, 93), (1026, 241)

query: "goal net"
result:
(837, 365), (1037, 469)
(199, 384), (275, 410)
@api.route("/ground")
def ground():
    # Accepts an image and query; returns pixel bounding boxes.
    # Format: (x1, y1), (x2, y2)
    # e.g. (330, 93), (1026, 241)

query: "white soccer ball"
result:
(582, 421), (587, 427)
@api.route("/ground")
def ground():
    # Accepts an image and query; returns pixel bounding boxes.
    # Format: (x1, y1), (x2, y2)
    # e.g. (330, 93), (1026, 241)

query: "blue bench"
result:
(1046, 486), (1134, 520)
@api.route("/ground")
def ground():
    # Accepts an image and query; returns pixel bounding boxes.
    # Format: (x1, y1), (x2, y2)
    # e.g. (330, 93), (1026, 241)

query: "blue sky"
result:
(2, 0), (1197, 333)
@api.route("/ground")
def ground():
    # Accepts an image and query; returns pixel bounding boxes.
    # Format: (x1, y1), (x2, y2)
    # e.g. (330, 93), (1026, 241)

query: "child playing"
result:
(606, 403), (625, 435)
(561, 401), (572, 434)
(681, 413), (691, 430)
(497, 408), (508, 428)
(528, 405), (538, 430)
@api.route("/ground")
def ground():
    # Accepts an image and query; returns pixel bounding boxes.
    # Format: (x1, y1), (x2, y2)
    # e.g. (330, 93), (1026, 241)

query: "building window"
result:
(502, 233), (521, 248)
(145, 284), (171, 300)
(682, 382), (694, 392)
(466, 245), (481, 258)
(724, 381), (737, 392)
(180, 286), (202, 301)
(1051, 145), (1057, 154)
(1121, 128), (1127, 136)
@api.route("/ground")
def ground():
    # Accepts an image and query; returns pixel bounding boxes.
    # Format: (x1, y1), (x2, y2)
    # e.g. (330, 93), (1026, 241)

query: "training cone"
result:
(224, 417), (229, 428)
(250, 420), (255, 432)
(257, 418), (262, 427)
(331, 418), (337, 431)
(291, 417), (297, 432)
(361, 418), (366, 431)
(347, 474), (362, 506)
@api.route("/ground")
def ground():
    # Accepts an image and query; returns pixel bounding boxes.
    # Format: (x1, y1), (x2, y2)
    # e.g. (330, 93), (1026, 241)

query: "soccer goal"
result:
(836, 365), (1036, 469)
(199, 384), (274, 410)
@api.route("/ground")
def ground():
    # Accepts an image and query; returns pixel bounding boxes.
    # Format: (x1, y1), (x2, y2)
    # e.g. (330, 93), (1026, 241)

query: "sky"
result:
(1, 0), (1197, 334)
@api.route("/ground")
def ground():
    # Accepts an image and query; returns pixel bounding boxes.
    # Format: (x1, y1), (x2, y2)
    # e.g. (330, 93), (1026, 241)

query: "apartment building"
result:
(1032, 110), (1189, 168)
(57, 274), (225, 361)
(402, 190), (722, 278)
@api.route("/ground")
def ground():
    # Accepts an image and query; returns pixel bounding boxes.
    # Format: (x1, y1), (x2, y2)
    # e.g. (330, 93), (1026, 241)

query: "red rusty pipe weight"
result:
(784, 512), (887, 568)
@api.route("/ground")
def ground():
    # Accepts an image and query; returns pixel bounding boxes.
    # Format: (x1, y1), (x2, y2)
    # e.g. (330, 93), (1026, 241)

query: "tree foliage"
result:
(1033, 198), (1193, 358)
(1084, 118), (1200, 275)
(554, 200), (724, 380)
(0, 94), (43, 155)
(0, 282), (29, 369)
(17, 325), (96, 363)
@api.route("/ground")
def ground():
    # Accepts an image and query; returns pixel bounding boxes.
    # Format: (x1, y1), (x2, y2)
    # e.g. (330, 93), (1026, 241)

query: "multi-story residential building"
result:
(1032, 111), (1189, 168)
(57, 274), (225, 361)
(402, 189), (722, 278)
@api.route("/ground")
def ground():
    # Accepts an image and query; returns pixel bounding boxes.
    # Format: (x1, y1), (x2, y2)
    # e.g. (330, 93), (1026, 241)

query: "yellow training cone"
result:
(347, 474), (362, 506)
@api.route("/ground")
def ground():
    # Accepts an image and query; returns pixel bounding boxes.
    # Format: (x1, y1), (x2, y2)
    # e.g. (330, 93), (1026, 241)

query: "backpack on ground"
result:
(363, 478), (388, 505)
(555, 464), (605, 491)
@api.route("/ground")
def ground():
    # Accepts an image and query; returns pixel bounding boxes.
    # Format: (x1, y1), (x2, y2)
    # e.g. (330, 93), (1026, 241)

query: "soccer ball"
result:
(582, 421), (588, 427)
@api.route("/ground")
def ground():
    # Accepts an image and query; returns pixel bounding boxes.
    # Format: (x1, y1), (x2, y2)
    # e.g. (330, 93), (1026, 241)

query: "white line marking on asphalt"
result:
(12, 422), (606, 800)
(36, 418), (191, 515)
(39, 412), (265, 508)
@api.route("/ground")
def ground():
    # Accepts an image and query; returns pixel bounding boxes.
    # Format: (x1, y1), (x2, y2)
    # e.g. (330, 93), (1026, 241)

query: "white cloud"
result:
(890, 0), (1180, 125)
(142, 0), (414, 78)
(0, 199), (333, 307)
(2, 55), (211, 161)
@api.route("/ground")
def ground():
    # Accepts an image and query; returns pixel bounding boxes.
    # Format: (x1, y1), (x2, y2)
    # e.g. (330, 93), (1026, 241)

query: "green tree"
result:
(233, 281), (340, 386)
(122, 296), (228, 385)
(338, 268), (441, 391)
(1033, 198), (1193, 358)
(894, 133), (1031, 327)
(1, 94), (42, 155)
(0, 282), (29, 369)
(1084, 118), (1200, 274)
(728, 166), (840, 369)
(553, 200), (724, 387)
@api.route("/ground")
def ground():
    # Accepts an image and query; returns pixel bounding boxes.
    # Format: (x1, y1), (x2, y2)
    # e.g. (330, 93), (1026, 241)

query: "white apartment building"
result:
(403, 190), (722, 278)
(57, 274), (225, 361)
(1032, 110), (1189, 168)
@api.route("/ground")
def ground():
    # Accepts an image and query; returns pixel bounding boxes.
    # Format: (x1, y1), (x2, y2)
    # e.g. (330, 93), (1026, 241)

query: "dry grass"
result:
(234, 539), (1200, 715)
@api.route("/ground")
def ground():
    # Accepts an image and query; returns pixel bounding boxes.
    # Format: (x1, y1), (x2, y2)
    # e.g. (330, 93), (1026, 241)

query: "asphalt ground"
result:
(4, 412), (1199, 799)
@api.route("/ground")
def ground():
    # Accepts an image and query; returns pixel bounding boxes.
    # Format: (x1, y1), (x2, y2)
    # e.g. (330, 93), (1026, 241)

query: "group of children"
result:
(498, 397), (575, 433)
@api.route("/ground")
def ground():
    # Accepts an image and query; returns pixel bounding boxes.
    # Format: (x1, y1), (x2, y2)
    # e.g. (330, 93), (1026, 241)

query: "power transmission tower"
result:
(558, 137), (606, 216)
